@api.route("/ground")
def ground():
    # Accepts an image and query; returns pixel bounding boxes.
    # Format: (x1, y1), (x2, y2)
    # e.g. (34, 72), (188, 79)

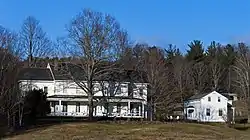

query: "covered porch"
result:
(47, 99), (147, 118)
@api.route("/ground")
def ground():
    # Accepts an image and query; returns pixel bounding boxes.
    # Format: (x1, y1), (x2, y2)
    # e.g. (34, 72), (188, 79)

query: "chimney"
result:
(47, 63), (51, 69)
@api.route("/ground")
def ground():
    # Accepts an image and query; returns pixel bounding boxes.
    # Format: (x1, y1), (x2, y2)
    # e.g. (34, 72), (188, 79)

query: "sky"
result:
(0, 0), (250, 52)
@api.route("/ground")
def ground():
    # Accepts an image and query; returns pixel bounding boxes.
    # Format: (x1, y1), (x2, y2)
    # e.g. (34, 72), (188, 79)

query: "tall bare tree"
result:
(136, 46), (173, 121)
(0, 26), (20, 130)
(20, 16), (53, 67)
(233, 43), (250, 122)
(206, 41), (225, 91)
(64, 9), (129, 120)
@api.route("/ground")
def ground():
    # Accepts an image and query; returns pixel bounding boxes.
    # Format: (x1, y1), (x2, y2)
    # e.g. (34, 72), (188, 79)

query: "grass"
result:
(3, 122), (250, 140)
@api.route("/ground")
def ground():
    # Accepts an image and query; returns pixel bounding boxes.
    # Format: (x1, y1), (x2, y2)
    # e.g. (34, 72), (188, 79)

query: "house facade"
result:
(184, 91), (234, 122)
(18, 64), (148, 119)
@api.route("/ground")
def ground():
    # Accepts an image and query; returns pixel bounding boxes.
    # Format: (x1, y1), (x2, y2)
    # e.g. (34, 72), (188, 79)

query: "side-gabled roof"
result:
(187, 91), (228, 101)
(18, 63), (148, 83)
(50, 63), (148, 83)
(18, 68), (53, 81)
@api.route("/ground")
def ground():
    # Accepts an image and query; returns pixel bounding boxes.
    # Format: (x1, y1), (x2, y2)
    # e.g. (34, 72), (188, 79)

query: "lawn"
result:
(3, 122), (250, 140)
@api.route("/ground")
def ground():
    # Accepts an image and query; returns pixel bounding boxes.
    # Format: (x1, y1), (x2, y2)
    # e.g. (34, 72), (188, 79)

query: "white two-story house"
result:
(18, 63), (148, 119)
(184, 91), (234, 122)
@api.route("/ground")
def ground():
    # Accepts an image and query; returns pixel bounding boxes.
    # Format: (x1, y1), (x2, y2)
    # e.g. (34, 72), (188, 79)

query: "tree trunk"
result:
(149, 96), (153, 121)
(88, 95), (94, 121)
(7, 111), (10, 128)
(18, 104), (23, 127)
(248, 99), (250, 123)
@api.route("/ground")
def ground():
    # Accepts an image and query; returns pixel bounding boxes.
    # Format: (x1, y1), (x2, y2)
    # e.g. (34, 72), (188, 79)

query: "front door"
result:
(187, 108), (195, 119)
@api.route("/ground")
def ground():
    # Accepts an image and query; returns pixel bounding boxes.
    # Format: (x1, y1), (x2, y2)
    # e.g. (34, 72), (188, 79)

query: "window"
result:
(44, 86), (48, 93)
(76, 102), (80, 112)
(51, 102), (56, 112)
(206, 108), (210, 116)
(188, 109), (194, 114)
(103, 88), (108, 95)
(208, 97), (211, 102)
(218, 97), (221, 102)
(128, 83), (133, 96)
(109, 82), (115, 96)
(139, 88), (143, 96)
(116, 86), (121, 95)
(62, 102), (67, 112)
(219, 109), (223, 116)
(51, 102), (55, 107)
(117, 103), (121, 114)
(28, 84), (32, 91)
(62, 85), (65, 93)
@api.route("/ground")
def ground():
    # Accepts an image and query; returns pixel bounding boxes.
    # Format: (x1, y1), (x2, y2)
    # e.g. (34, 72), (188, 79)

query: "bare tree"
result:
(137, 46), (175, 121)
(190, 61), (208, 93)
(63, 9), (129, 120)
(172, 55), (192, 106)
(0, 26), (21, 130)
(232, 44), (250, 122)
(206, 42), (226, 91)
(20, 16), (53, 67)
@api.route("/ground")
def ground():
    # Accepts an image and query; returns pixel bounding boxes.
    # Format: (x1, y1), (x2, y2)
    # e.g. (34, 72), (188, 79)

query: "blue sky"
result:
(0, 0), (250, 52)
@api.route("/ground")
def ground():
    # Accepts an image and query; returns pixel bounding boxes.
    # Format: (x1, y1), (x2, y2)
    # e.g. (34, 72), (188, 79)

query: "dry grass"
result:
(3, 122), (250, 140)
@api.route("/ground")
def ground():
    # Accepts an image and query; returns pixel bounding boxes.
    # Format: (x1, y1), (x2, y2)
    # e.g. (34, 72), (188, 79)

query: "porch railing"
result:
(48, 111), (144, 118)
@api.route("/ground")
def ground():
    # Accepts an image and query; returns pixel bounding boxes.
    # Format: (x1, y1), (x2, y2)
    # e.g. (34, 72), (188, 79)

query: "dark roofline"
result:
(18, 67), (54, 81)
(186, 91), (231, 101)
(18, 63), (148, 83)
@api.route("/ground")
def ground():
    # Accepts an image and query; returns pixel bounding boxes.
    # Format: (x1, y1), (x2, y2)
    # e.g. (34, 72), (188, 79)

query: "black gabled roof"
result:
(18, 63), (148, 83)
(18, 68), (53, 81)
(51, 63), (148, 83)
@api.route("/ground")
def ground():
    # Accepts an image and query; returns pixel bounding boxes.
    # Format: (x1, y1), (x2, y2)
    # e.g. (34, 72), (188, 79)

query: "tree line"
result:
(1, 8), (250, 133)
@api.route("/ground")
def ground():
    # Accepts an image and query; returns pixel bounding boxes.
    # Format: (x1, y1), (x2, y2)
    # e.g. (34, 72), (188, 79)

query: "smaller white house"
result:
(184, 91), (233, 122)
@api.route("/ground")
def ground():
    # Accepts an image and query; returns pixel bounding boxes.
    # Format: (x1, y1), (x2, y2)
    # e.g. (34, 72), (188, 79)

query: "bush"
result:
(23, 89), (50, 125)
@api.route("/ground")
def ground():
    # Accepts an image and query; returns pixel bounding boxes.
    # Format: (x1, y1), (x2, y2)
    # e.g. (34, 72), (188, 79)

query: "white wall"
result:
(185, 91), (228, 122)
(19, 80), (54, 96)
(200, 91), (228, 122)
(20, 79), (148, 100)
(133, 83), (147, 101)
(55, 80), (88, 96)
(184, 100), (201, 120)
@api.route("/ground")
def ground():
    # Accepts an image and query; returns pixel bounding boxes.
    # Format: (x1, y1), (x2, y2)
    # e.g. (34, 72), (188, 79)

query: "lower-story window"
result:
(62, 102), (67, 112)
(206, 108), (210, 116)
(76, 102), (80, 112)
(117, 103), (121, 114)
(219, 109), (223, 116)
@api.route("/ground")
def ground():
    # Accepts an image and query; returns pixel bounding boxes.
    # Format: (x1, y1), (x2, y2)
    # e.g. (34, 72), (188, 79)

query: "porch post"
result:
(232, 107), (235, 123)
(139, 104), (141, 116)
(142, 103), (144, 118)
(128, 101), (130, 116)
(59, 100), (62, 112)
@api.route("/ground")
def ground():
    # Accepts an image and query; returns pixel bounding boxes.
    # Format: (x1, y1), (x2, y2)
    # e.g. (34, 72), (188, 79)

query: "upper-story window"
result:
(116, 86), (121, 95)
(139, 88), (143, 96)
(128, 83), (133, 96)
(62, 85), (66, 93)
(218, 97), (221, 102)
(208, 96), (211, 102)
(28, 84), (32, 91)
(44, 86), (48, 93)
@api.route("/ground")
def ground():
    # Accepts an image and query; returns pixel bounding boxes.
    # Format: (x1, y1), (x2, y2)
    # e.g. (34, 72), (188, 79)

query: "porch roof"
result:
(48, 95), (145, 101)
